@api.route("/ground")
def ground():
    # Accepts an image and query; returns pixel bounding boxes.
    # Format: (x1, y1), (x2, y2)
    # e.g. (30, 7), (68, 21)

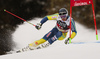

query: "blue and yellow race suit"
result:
(34, 13), (77, 45)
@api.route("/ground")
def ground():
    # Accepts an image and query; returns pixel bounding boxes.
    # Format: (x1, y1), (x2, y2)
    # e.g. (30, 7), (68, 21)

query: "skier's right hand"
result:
(35, 23), (42, 30)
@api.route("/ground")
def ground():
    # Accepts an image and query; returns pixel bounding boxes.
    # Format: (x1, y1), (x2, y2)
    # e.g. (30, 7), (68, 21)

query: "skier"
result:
(17, 8), (77, 52)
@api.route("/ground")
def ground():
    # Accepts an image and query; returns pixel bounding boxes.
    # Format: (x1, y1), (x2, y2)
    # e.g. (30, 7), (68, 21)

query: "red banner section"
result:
(71, 0), (93, 7)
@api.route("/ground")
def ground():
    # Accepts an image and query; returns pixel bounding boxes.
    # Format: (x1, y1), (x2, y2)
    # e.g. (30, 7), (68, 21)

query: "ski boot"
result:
(16, 42), (38, 53)
(36, 41), (51, 49)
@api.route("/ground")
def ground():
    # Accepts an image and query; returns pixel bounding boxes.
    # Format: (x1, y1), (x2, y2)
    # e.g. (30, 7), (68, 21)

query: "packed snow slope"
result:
(0, 18), (100, 59)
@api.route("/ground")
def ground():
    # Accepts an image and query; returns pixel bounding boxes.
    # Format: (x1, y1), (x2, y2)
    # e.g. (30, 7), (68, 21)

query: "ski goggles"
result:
(60, 14), (67, 18)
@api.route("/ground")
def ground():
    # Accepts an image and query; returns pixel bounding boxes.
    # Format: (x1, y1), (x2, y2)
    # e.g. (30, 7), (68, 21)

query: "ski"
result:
(6, 46), (42, 54)
(6, 41), (50, 54)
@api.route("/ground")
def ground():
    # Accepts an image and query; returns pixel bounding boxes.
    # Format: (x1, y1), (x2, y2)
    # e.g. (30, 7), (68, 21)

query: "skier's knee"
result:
(48, 35), (58, 44)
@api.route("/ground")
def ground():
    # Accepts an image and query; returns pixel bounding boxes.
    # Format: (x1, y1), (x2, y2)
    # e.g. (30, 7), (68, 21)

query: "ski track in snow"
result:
(0, 18), (100, 59)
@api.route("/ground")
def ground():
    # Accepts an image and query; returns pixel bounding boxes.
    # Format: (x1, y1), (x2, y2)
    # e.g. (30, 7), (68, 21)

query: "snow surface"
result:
(0, 18), (100, 59)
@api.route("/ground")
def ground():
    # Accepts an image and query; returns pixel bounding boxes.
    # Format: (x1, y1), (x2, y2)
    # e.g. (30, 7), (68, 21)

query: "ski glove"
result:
(65, 38), (69, 44)
(35, 23), (42, 30)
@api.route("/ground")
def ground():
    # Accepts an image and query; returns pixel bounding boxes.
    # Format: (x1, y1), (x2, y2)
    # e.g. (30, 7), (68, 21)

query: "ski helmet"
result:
(59, 8), (68, 17)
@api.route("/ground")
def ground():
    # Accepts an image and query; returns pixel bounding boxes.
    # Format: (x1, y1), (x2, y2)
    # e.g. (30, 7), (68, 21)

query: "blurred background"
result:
(0, 0), (100, 55)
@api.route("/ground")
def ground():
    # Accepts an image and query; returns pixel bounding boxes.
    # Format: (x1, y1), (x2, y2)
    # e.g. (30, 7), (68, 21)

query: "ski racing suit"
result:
(31, 13), (77, 46)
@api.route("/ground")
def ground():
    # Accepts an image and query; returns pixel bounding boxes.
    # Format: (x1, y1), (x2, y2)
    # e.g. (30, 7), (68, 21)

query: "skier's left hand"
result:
(64, 38), (69, 44)
(35, 23), (42, 30)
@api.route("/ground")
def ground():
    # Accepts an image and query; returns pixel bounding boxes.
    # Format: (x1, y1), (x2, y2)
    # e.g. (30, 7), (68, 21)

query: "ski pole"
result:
(4, 9), (36, 26)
